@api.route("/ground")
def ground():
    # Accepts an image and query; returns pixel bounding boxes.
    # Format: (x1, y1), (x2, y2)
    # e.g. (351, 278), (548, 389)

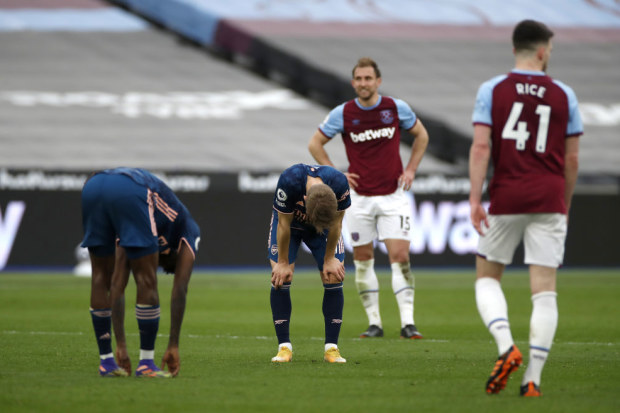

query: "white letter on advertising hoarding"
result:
(0, 201), (26, 269)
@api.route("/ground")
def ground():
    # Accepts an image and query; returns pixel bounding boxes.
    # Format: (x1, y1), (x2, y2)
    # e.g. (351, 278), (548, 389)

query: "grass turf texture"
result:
(1, 269), (618, 413)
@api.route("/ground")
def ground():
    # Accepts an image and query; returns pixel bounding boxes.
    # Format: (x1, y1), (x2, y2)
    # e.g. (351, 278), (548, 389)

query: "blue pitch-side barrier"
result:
(0, 9), (147, 31)
(3, 0), (620, 34)
(112, 0), (620, 28)
(109, 0), (620, 49)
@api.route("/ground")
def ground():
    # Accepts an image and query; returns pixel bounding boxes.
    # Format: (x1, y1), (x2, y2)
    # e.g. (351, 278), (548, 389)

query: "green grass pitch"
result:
(1, 269), (619, 412)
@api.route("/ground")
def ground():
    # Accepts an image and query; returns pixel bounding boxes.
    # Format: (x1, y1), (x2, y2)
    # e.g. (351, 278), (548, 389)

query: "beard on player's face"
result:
(356, 86), (376, 100)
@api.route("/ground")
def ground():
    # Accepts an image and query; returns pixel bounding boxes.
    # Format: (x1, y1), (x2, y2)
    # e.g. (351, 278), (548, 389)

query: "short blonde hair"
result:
(352, 57), (381, 78)
(305, 184), (338, 233)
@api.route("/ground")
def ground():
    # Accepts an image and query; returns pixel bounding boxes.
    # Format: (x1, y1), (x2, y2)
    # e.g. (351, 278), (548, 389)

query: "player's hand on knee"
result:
(271, 263), (293, 289)
(323, 258), (345, 283)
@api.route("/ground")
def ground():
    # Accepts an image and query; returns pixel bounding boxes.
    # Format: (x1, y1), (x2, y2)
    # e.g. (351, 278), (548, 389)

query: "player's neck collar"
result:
(355, 95), (382, 110)
(511, 68), (545, 76)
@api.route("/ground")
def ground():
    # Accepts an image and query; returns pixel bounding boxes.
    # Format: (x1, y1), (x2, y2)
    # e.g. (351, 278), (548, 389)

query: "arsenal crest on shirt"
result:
(380, 110), (394, 124)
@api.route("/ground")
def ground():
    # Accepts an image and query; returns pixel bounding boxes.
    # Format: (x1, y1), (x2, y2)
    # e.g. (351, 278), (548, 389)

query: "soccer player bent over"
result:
(81, 167), (200, 377)
(309, 57), (429, 339)
(469, 20), (582, 396)
(269, 164), (350, 363)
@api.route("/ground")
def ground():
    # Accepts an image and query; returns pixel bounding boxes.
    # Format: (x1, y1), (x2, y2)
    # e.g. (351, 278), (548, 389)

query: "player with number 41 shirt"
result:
(471, 65), (582, 214)
(469, 20), (583, 397)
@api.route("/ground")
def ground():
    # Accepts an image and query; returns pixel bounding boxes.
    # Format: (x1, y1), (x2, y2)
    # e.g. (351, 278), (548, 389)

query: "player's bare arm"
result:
(308, 130), (334, 166)
(469, 124), (492, 235)
(309, 131), (360, 189)
(564, 137), (580, 215)
(110, 246), (131, 374)
(322, 211), (346, 283)
(271, 212), (294, 289)
(400, 119), (429, 191)
(162, 241), (194, 376)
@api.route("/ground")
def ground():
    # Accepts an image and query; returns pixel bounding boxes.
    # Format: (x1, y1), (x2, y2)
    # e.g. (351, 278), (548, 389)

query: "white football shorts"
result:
(477, 213), (567, 268)
(346, 187), (412, 247)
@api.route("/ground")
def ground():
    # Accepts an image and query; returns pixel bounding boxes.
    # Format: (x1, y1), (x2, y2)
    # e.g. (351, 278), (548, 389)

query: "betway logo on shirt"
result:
(349, 127), (395, 143)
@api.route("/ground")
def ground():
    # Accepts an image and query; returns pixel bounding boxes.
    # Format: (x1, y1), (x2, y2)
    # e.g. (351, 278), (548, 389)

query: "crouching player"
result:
(269, 164), (350, 363)
(81, 167), (200, 377)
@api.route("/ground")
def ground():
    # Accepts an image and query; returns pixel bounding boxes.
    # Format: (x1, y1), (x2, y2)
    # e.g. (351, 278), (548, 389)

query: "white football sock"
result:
(355, 259), (382, 327)
(139, 350), (154, 361)
(324, 343), (338, 351)
(391, 262), (415, 328)
(475, 277), (514, 355)
(522, 291), (558, 385)
(279, 342), (292, 351)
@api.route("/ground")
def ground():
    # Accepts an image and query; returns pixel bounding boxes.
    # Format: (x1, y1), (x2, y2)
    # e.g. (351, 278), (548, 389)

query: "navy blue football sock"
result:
(90, 308), (113, 356)
(270, 282), (292, 344)
(135, 304), (160, 352)
(323, 283), (344, 344)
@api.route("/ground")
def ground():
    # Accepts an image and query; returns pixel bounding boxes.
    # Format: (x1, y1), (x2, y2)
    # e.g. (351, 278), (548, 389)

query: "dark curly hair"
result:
(159, 249), (177, 274)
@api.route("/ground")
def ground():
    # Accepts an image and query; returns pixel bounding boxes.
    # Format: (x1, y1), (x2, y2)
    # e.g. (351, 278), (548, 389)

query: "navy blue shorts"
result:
(81, 173), (159, 259)
(267, 210), (344, 271)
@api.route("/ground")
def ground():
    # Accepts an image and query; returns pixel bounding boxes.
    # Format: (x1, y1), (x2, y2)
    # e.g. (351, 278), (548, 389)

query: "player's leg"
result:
(354, 244), (383, 337)
(521, 265), (557, 397)
(476, 256), (523, 394)
(267, 211), (298, 362)
(89, 252), (127, 377)
(520, 214), (565, 396)
(383, 238), (421, 339)
(347, 192), (383, 336)
(129, 251), (170, 377)
(476, 214), (524, 394)
(81, 175), (127, 376)
(269, 259), (294, 362)
(322, 275), (346, 363)
(377, 189), (420, 338)
(307, 233), (346, 363)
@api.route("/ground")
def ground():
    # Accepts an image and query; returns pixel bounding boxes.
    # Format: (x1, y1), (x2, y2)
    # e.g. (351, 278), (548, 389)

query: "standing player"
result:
(269, 164), (350, 363)
(308, 57), (429, 339)
(469, 20), (582, 396)
(81, 167), (200, 378)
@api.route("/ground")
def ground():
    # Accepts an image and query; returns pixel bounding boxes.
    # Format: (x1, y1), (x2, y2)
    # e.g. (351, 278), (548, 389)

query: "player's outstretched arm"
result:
(162, 242), (194, 377)
(110, 246), (131, 375)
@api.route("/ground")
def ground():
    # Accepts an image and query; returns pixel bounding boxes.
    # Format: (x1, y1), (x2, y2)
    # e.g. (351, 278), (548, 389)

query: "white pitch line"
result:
(1, 331), (616, 346)
(3, 330), (85, 336)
